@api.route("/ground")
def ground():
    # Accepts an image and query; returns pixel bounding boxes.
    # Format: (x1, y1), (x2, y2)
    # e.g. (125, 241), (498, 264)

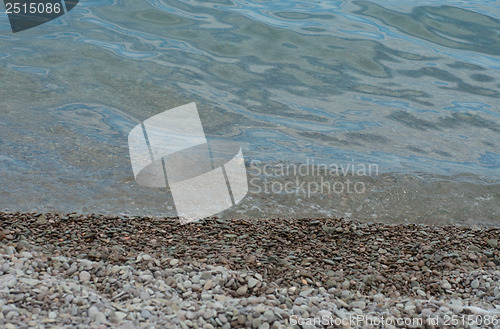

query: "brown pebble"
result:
(203, 280), (213, 290)
(468, 253), (478, 261)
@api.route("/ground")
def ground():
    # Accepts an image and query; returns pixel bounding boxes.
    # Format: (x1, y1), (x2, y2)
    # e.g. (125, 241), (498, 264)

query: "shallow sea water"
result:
(0, 0), (499, 226)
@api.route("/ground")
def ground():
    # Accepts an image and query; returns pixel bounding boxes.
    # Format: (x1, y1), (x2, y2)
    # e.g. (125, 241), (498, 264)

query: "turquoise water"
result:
(0, 0), (499, 225)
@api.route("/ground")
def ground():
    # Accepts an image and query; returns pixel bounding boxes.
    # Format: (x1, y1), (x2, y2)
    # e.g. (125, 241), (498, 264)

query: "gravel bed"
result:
(0, 213), (499, 328)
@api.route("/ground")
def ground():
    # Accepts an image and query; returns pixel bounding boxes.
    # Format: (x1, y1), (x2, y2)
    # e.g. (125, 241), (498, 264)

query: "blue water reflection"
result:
(0, 0), (498, 223)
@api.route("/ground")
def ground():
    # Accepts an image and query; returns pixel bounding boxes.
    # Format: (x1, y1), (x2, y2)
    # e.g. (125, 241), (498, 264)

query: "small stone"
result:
(378, 248), (387, 254)
(318, 310), (332, 318)
(89, 306), (99, 316)
(252, 318), (262, 328)
(260, 323), (270, 329)
(170, 259), (179, 266)
(64, 295), (74, 304)
(325, 279), (336, 288)
(471, 279), (480, 289)
(468, 253), (478, 261)
(184, 280), (193, 289)
(203, 309), (216, 320)
(404, 301), (416, 312)
(141, 309), (151, 319)
(5, 246), (15, 255)
(218, 314), (228, 323)
(5, 324), (15, 329)
(237, 314), (246, 324)
(442, 280), (452, 290)
(79, 271), (91, 282)
(118, 323), (136, 329)
(237, 285), (248, 296)
(48, 311), (57, 319)
(322, 259), (336, 266)
(248, 277), (259, 289)
(36, 214), (47, 224)
(89, 307), (106, 323)
(262, 310), (275, 323)
(469, 306), (489, 315)
(350, 300), (366, 310)
(6, 311), (19, 320)
(140, 291), (151, 300)
(204, 279), (213, 290)
(487, 239), (498, 249)
(469, 245), (481, 253)
(16, 240), (31, 251)
(299, 289), (314, 297)
(200, 271), (212, 280)
(484, 250), (494, 257)
(294, 296), (306, 305)
(114, 312), (128, 322)
(71, 306), (78, 316)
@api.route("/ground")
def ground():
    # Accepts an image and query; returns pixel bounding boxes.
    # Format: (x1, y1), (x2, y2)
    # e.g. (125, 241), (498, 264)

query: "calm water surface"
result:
(0, 0), (499, 226)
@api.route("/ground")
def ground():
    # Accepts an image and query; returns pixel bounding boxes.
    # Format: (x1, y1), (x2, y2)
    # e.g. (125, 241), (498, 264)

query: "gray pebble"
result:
(79, 271), (91, 282)
(141, 309), (151, 319)
(118, 322), (136, 329)
(237, 285), (248, 295)
(6, 311), (19, 320)
(442, 280), (452, 290)
(248, 277), (259, 289)
(487, 239), (498, 249)
(350, 300), (366, 310)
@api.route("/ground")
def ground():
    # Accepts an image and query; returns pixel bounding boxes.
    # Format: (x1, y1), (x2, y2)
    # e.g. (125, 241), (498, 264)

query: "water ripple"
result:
(0, 0), (498, 220)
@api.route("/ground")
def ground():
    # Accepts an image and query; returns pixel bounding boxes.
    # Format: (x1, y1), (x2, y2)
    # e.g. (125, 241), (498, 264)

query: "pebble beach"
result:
(1, 213), (499, 328)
